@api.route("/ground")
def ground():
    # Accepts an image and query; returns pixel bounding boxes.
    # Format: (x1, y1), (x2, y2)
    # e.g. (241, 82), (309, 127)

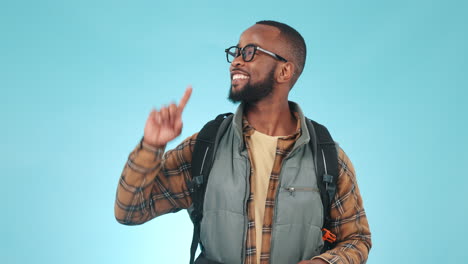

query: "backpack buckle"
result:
(188, 175), (204, 193)
(322, 228), (337, 243)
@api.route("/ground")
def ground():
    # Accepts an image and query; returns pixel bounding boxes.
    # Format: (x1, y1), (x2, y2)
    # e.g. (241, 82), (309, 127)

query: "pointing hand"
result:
(143, 86), (192, 147)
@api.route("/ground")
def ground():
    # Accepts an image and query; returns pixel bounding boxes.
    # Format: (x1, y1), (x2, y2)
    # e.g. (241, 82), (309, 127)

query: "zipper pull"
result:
(285, 187), (296, 196)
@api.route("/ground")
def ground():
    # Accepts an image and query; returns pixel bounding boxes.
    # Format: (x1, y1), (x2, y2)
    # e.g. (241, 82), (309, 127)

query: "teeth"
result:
(232, 74), (249, 80)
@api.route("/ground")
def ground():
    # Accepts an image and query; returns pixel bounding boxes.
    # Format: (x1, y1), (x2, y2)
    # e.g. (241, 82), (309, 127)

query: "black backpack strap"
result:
(308, 119), (339, 251)
(188, 113), (233, 264)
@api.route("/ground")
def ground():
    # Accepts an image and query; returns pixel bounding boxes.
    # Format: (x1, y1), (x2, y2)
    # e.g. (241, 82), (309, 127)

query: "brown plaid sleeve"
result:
(312, 147), (372, 264)
(114, 134), (198, 225)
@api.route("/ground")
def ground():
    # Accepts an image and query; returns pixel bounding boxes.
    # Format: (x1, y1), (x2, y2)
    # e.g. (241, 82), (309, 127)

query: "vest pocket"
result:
(276, 186), (323, 226)
(270, 224), (323, 264)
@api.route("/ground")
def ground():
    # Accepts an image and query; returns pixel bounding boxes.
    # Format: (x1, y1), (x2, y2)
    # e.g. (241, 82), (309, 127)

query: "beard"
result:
(228, 67), (276, 104)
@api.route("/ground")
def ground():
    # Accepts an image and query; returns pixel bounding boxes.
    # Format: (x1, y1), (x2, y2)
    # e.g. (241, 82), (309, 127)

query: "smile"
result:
(232, 74), (249, 80)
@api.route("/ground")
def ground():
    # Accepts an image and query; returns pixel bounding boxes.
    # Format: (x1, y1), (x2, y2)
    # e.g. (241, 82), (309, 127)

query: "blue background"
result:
(1, 0), (467, 263)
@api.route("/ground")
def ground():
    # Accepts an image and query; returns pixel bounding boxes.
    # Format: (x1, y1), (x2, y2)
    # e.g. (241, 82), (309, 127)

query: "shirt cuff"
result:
(125, 138), (166, 174)
(140, 138), (165, 157)
(311, 256), (334, 264)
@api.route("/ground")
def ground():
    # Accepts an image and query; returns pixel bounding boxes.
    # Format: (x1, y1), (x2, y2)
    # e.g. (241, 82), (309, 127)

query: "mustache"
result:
(230, 68), (249, 75)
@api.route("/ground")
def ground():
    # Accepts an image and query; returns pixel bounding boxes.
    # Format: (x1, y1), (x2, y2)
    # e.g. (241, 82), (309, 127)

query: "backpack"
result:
(187, 113), (339, 264)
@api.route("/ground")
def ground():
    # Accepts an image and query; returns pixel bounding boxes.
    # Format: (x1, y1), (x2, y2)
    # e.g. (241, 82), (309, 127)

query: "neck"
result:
(244, 99), (297, 137)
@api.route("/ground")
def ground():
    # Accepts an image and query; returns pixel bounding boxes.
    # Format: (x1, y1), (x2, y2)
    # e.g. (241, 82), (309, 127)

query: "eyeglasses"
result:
(225, 44), (288, 63)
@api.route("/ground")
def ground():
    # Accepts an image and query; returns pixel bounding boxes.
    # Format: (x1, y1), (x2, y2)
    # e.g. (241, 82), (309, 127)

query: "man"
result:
(115, 20), (371, 264)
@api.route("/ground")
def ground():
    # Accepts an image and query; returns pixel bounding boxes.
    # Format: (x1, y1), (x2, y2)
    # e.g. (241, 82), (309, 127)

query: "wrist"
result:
(142, 137), (166, 149)
(141, 137), (166, 151)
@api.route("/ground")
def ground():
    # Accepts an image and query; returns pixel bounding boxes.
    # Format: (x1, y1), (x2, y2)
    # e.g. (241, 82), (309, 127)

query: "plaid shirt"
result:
(115, 116), (371, 264)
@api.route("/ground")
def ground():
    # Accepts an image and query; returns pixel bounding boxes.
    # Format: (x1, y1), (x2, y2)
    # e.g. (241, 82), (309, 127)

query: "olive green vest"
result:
(200, 103), (324, 264)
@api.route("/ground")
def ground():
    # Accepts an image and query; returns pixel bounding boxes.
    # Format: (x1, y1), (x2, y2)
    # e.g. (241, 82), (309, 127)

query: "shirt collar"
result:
(242, 110), (302, 141)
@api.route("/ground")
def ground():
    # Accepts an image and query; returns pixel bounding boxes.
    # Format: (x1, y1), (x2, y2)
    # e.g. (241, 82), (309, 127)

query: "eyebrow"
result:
(237, 43), (260, 48)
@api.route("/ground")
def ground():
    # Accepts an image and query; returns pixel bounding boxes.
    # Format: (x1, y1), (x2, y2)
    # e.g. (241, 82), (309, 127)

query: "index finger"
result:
(178, 85), (192, 112)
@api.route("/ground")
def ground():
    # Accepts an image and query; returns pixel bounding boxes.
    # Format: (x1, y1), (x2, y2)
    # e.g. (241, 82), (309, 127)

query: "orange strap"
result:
(322, 228), (337, 243)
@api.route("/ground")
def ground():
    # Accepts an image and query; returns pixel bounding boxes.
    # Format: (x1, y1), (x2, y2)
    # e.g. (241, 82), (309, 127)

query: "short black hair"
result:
(256, 20), (307, 77)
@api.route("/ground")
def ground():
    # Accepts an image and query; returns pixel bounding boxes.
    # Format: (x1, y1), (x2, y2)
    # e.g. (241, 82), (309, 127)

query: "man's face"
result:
(228, 25), (284, 104)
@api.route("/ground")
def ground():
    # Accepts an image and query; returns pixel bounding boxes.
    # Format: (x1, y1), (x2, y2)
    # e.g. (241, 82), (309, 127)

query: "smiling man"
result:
(115, 20), (371, 264)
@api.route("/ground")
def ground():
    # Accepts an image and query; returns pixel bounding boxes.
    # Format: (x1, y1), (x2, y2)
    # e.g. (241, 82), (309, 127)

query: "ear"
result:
(276, 62), (295, 84)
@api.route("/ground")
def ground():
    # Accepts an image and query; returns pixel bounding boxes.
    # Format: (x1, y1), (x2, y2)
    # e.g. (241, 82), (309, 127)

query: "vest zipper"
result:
(269, 145), (306, 264)
(241, 157), (250, 264)
(269, 157), (289, 264)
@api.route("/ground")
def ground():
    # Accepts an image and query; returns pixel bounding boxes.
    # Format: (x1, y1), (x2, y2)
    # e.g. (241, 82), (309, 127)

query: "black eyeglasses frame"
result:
(225, 44), (288, 63)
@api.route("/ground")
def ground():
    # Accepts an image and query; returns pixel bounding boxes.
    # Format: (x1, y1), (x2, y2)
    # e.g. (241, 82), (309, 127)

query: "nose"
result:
(230, 53), (244, 68)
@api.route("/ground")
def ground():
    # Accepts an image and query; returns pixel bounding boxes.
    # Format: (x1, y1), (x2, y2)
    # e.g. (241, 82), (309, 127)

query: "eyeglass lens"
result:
(227, 45), (256, 63)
